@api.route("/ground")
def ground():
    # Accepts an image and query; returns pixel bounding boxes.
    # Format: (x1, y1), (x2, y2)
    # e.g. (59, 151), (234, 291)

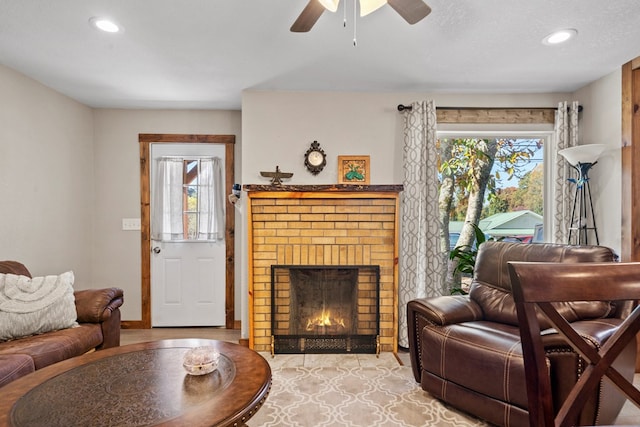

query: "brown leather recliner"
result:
(407, 241), (637, 427)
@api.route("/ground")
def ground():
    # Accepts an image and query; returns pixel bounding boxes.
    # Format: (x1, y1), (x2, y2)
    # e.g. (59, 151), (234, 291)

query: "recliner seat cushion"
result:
(421, 320), (529, 409)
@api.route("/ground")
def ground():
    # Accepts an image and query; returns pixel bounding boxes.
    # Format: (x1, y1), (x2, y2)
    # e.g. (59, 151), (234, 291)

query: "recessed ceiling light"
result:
(542, 28), (577, 45)
(89, 17), (123, 33)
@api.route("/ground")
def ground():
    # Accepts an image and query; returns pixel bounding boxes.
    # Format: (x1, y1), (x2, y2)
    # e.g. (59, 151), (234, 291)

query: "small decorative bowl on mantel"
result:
(183, 346), (220, 375)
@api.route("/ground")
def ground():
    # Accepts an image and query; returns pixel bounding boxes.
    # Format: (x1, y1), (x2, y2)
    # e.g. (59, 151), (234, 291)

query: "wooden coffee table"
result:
(0, 339), (271, 427)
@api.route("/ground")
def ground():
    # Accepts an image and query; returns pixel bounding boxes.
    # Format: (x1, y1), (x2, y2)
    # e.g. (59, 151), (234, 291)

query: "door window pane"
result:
(180, 159), (218, 241)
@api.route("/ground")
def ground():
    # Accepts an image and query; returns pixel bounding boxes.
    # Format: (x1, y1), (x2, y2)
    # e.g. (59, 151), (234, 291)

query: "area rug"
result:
(248, 363), (490, 427)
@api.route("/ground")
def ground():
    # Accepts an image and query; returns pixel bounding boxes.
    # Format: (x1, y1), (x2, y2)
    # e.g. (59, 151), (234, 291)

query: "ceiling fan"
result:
(291, 0), (431, 32)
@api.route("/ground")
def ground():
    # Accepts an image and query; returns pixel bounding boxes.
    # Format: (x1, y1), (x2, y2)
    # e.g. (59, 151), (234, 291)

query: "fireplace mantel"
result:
(246, 184), (402, 353)
(243, 184), (403, 193)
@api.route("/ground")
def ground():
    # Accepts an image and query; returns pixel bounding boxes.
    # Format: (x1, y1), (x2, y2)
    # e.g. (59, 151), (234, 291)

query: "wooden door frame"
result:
(123, 134), (235, 329)
(621, 57), (640, 372)
(621, 57), (640, 263)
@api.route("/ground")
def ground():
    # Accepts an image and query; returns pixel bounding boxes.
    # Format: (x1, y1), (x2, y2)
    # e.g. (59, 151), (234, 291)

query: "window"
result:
(152, 156), (224, 242)
(437, 131), (552, 248)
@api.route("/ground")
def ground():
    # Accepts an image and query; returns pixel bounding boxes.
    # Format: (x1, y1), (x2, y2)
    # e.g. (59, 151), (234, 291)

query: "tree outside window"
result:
(439, 137), (544, 292)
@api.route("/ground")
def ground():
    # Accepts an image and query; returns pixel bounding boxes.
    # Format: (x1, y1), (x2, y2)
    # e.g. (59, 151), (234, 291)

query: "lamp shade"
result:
(558, 144), (606, 166)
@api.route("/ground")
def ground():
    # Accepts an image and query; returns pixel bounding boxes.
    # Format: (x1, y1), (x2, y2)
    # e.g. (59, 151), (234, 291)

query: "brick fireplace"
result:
(245, 184), (402, 353)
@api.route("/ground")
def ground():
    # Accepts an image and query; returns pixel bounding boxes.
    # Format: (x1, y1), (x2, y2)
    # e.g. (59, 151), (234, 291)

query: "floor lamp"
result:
(558, 144), (606, 245)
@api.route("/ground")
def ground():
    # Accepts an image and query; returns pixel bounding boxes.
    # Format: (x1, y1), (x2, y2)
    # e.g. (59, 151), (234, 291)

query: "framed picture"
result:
(337, 155), (370, 185)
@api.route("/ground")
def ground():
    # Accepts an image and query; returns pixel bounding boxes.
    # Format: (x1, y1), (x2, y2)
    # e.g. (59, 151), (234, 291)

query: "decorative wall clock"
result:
(304, 141), (327, 175)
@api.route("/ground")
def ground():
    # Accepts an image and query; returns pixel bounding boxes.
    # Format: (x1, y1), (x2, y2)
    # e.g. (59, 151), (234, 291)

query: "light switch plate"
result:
(122, 218), (141, 230)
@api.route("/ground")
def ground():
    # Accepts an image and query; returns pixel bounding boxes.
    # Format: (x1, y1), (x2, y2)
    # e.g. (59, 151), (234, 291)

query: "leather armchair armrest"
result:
(74, 288), (124, 323)
(407, 295), (483, 382)
(410, 295), (483, 326)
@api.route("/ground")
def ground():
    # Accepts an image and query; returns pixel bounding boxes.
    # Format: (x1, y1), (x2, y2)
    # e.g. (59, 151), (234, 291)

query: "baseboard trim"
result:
(120, 320), (146, 329)
(121, 320), (241, 330)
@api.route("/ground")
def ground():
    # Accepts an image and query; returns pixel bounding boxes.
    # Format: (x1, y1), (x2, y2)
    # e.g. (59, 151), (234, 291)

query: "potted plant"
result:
(448, 223), (488, 294)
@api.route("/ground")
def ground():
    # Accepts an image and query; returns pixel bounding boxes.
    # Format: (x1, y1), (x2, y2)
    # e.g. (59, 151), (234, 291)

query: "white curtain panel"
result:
(553, 101), (580, 243)
(398, 100), (445, 348)
(198, 157), (225, 241)
(151, 157), (184, 241)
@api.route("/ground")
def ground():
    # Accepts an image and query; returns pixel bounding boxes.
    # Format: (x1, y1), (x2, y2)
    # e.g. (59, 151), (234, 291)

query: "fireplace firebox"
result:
(271, 265), (380, 355)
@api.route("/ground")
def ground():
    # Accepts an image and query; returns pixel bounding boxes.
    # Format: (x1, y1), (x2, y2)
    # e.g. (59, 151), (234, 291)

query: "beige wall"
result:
(0, 66), (243, 322)
(0, 64), (94, 283)
(241, 91), (569, 186)
(572, 69), (622, 254)
(92, 109), (242, 321)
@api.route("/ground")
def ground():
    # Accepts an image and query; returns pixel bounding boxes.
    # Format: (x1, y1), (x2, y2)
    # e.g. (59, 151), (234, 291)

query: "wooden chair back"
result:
(508, 261), (640, 427)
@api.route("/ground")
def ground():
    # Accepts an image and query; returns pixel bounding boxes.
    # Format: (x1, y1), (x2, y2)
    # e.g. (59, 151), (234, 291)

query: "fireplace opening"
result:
(271, 265), (380, 355)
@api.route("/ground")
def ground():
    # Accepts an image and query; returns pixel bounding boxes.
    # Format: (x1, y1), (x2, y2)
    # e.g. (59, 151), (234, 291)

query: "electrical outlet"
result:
(122, 218), (141, 231)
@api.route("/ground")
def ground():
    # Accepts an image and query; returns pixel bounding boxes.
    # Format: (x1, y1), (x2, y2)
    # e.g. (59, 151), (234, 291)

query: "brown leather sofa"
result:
(407, 241), (637, 426)
(0, 261), (124, 388)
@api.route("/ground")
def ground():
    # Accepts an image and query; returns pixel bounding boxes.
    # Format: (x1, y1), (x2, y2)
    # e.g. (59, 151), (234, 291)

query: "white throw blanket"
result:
(0, 271), (78, 341)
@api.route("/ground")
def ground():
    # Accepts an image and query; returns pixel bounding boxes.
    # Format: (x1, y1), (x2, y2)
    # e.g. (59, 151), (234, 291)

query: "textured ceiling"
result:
(1, 0), (639, 110)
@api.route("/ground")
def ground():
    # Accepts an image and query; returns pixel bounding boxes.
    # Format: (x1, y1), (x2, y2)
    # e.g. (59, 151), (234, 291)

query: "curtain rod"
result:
(396, 104), (583, 112)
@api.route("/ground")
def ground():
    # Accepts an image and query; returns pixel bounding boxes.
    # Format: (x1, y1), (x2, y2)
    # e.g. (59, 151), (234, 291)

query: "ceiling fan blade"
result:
(291, 0), (326, 32)
(387, 0), (431, 24)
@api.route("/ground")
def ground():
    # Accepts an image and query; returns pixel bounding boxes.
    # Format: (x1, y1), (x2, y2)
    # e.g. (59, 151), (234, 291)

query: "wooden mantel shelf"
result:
(243, 184), (403, 193)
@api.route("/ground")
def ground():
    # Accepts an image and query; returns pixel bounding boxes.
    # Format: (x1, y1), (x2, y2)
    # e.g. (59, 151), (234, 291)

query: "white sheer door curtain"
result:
(151, 156), (224, 242)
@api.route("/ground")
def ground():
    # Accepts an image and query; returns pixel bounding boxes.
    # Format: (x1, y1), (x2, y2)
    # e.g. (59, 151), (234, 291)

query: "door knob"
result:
(153, 247), (161, 254)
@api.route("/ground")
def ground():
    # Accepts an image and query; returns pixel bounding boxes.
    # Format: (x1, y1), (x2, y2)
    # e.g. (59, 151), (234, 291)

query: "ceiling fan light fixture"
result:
(318, 0), (340, 12)
(542, 28), (577, 45)
(360, 0), (387, 17)
(290, 0), (431, 33)
(89, 17), (123, 33)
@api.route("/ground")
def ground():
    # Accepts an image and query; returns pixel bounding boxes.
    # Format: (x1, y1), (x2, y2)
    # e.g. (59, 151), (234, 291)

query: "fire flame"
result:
(305, 309), (345, 331)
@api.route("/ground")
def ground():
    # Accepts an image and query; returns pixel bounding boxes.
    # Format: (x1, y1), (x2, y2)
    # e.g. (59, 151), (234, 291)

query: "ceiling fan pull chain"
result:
(343, 0), (347, 27)
(353, 0), (357, 46)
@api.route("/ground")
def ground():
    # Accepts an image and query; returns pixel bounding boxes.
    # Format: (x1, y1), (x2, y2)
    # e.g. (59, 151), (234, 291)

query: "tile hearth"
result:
(259, 351), (404, 370)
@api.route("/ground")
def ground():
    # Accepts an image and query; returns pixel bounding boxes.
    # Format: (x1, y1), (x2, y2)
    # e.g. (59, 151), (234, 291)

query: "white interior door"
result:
(151, 240), (225, 326)
(150, 143), (226, 327)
